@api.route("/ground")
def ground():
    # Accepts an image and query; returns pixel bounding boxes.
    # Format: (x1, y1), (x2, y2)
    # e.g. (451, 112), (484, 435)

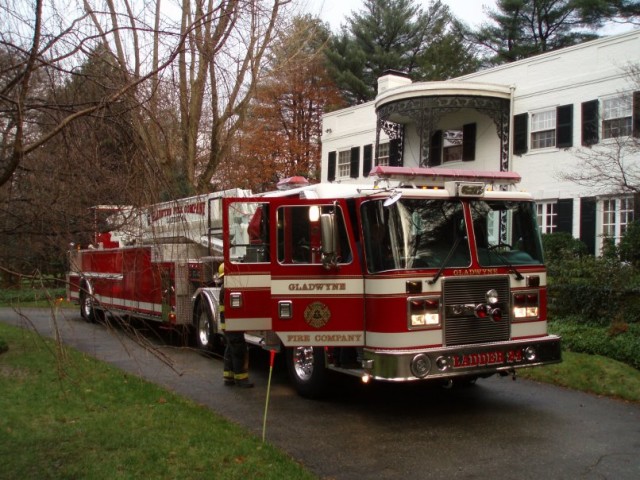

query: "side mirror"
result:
(320, 213), (338, 269)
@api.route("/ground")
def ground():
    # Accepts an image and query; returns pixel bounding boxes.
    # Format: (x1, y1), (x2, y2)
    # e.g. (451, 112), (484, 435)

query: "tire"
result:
(79, 289), (104, 323)
(286, 346), (328, 398)
(194, 301), (217, 353)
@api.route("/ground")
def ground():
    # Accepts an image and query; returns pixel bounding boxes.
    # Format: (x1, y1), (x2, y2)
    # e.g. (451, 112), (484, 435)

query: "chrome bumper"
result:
(362, 335), (562, 382)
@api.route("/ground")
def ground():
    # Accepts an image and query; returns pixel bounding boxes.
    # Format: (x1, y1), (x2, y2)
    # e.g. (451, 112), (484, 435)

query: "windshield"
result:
(361, 199), (470, 273)
(469, 200), (543, 266)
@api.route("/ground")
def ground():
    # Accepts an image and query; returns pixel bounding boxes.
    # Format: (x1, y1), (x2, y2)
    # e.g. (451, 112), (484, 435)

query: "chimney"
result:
(377, 70), (412, 94)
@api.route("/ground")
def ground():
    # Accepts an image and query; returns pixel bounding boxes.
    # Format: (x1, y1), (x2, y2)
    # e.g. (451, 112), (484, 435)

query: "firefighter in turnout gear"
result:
(219, 263), (253, 388)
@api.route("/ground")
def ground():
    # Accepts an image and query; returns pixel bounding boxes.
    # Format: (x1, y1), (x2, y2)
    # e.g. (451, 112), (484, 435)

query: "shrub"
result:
(543, 232), (640, 324)
(550, 319), (640, 370)
(619, 221), (640, 268)
(542, 232), (587, 265)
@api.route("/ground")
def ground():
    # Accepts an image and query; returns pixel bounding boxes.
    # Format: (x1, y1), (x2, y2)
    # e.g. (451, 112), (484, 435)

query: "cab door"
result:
(222, 198), (273, 333)
(268, 198), (365, 348)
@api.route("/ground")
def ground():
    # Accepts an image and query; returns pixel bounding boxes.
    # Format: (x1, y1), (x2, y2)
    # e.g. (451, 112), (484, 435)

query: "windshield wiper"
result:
(487, 244), (524, 280)
(429, 234), (463, 285)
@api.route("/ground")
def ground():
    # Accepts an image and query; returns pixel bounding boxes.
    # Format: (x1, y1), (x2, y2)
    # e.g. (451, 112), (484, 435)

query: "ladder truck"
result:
(67, 168), (561, 397)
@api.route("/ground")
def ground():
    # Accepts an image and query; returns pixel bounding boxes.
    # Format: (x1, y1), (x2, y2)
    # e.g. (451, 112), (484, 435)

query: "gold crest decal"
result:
(304, 302), (331, 329)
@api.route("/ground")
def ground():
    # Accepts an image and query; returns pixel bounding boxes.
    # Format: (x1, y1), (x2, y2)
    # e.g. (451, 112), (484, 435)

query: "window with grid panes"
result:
(531, 110), (556, 149)
(602, 197), (634, 241)
(377, 142), (390, 166)
(536, 202), (557, 233)
(337, 150), (351, 178)
(620, 197), (634, 236)
(602, 95), (632, 139)
(602, 198), (616, 237)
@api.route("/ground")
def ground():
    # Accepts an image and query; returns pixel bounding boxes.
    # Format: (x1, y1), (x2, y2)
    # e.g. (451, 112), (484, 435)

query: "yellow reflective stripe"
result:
(234, 372), (249, 381)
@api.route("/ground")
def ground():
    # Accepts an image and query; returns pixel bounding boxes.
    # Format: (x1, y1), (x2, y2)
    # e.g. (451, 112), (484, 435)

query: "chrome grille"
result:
(442, 275), (511, 346)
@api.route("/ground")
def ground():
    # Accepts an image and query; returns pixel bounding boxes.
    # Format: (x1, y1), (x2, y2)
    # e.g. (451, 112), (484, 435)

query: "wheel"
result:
(194, 301), (218, 353)
(286, 346), (328, 398)
(80, 290), (97, 323)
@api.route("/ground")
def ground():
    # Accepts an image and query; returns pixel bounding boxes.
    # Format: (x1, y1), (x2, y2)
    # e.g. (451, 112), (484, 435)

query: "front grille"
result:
(443, 275), (511, 346)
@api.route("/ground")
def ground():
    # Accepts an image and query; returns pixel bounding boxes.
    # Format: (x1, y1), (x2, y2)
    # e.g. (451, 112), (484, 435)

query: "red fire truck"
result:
(68, 167), (561, 397)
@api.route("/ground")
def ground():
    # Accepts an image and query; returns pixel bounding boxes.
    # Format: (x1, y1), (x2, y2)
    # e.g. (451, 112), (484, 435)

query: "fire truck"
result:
(67, 167), (561, 397)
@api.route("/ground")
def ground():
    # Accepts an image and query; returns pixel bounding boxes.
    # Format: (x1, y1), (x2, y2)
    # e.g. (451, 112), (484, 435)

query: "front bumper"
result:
(362, 335), (562, 382)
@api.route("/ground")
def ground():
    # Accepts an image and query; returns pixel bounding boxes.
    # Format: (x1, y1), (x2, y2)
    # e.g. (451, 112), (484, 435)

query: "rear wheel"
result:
(286, 346), (328, 398)
(194, 302), (218, 353)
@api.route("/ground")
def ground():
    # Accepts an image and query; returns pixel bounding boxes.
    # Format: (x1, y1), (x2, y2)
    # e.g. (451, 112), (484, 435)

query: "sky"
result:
(301, 0), (635, 34)
(302, 0), (498, 31)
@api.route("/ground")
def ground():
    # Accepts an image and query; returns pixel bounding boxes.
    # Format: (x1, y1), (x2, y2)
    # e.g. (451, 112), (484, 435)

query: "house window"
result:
(443, 130), (463, 162)
(337, 150), (351, 178)
(620, 197), (634, 236)
(602, 95), (632, 139)
(536, 202), (557, 233)
(377, 142), (390, 166)
(602, 197), (634, 241)
(531, 110), (556, 149)
(602, 199), (615, 237)
(430, 123), (476, 165)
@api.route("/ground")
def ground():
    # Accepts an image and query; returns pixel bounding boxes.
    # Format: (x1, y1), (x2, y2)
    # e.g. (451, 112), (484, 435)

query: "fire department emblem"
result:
(304, 302), (331, 328)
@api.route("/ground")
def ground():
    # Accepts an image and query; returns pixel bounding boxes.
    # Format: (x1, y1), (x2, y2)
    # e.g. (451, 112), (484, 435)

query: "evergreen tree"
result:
(469, 0), (640, 66)
(325, 0), (479, 104)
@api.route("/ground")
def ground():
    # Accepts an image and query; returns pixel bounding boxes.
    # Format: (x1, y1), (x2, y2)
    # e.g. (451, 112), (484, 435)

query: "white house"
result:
(320, 30), (640, 255)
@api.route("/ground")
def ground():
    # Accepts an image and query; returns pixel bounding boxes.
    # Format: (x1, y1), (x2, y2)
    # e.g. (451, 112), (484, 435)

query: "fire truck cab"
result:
(221, 167), (561, 396)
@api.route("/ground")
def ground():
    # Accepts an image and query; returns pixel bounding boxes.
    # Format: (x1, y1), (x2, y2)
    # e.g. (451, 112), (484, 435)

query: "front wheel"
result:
(194, 302), (219, 353)
(80, 290), (101, 323)
(286, 346), (328, 398)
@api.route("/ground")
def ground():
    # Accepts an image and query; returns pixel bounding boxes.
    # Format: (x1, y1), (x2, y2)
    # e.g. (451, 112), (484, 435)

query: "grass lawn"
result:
(0, 285), (68, 308)
(0, 322), (316, 480)
(518, 350), (640, 403)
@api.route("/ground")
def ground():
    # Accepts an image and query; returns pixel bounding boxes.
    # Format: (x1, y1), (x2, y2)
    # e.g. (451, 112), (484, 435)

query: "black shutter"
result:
(350, 147), (360, 179)
(327, 151), (336, 182)
(581, 100), (599, 146)
(513, 113), (528, 155)
(633, 91), (640, 138)
(462, 123), (476, 161)
(580, 197), (597, 255)
(430, 130), (442, 166)
(363, 144), (373, 177)
(556, 199), (573, 234)
(389, 139), (402, 167)
(556, 104), (573, 148)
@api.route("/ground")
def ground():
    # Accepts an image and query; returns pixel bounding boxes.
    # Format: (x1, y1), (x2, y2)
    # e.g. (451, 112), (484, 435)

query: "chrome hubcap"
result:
(293, 346), (315, 381)
(198, 311), (210, 347)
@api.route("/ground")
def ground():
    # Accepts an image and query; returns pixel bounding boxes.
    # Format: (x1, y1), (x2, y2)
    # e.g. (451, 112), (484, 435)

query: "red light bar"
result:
(370, 166), (521, 186)
(277, 176), (310, 190)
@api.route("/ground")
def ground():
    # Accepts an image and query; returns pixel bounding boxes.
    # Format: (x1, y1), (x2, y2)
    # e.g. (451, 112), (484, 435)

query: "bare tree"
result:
(563, 136), (640, 194)
(82, 0), (290, 194)
(1, 1), (290, 194)
(0, 0), (192, 190)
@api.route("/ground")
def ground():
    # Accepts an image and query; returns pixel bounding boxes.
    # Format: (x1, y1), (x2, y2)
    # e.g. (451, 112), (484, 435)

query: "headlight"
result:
(486, 288), (499, 305)
(408, 296), (440, 328)
(513, 291), (539, 319)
